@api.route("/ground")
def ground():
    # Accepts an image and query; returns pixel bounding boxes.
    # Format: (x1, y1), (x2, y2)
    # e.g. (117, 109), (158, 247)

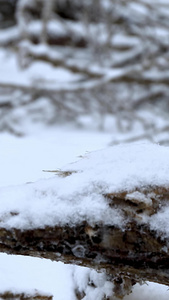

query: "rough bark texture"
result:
(0, 187), (169, 298)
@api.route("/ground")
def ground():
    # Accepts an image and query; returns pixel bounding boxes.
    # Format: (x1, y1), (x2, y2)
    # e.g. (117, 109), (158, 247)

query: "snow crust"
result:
(0, 143), (169, 232)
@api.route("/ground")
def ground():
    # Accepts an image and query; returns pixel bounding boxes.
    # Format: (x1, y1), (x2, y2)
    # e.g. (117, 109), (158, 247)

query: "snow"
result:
(73, 267), (114, 300)
(0, 26), (19, 45)
(124, 282), (169, 300)
(128, 3), (149, 15)
(0, 128), (112, 187)
(62, 143), (169, 191)
(0, 254), (75, 300)
(112, 34), (140, 47)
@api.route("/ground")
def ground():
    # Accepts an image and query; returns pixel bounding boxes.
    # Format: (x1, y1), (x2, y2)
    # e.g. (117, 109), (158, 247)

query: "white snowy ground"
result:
(0, 126), (169, 299)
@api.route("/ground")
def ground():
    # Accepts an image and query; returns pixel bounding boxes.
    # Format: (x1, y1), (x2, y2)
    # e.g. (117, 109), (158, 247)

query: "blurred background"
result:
(0, 0), (169, 144)
(1, 2), (169, 300)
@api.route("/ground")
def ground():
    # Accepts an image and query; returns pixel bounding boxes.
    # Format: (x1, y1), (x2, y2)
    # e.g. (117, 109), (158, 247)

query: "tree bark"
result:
(0, 292), (52, 300)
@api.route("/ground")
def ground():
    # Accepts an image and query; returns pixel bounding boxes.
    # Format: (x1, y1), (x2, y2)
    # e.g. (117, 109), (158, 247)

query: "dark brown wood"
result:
(0, 291), (52, 300)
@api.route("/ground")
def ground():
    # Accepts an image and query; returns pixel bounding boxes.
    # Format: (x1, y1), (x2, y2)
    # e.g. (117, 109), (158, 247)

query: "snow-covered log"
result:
(0, 144), (169, 298)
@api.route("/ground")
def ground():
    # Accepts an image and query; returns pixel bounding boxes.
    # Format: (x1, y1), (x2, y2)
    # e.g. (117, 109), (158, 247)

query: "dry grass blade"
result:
(43, 169), (77, 177)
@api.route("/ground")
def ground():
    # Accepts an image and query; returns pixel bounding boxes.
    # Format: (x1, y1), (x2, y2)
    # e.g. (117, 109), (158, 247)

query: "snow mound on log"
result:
(0, 143), (169, 232)
(62, 143), (169, 191)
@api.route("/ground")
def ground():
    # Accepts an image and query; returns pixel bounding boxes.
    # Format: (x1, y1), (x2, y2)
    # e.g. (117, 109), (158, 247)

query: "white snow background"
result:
(0, 128), (169, 299)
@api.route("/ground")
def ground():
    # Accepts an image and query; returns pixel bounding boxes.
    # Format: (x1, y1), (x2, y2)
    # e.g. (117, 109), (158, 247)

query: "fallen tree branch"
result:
(0, 144), (169, 298)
